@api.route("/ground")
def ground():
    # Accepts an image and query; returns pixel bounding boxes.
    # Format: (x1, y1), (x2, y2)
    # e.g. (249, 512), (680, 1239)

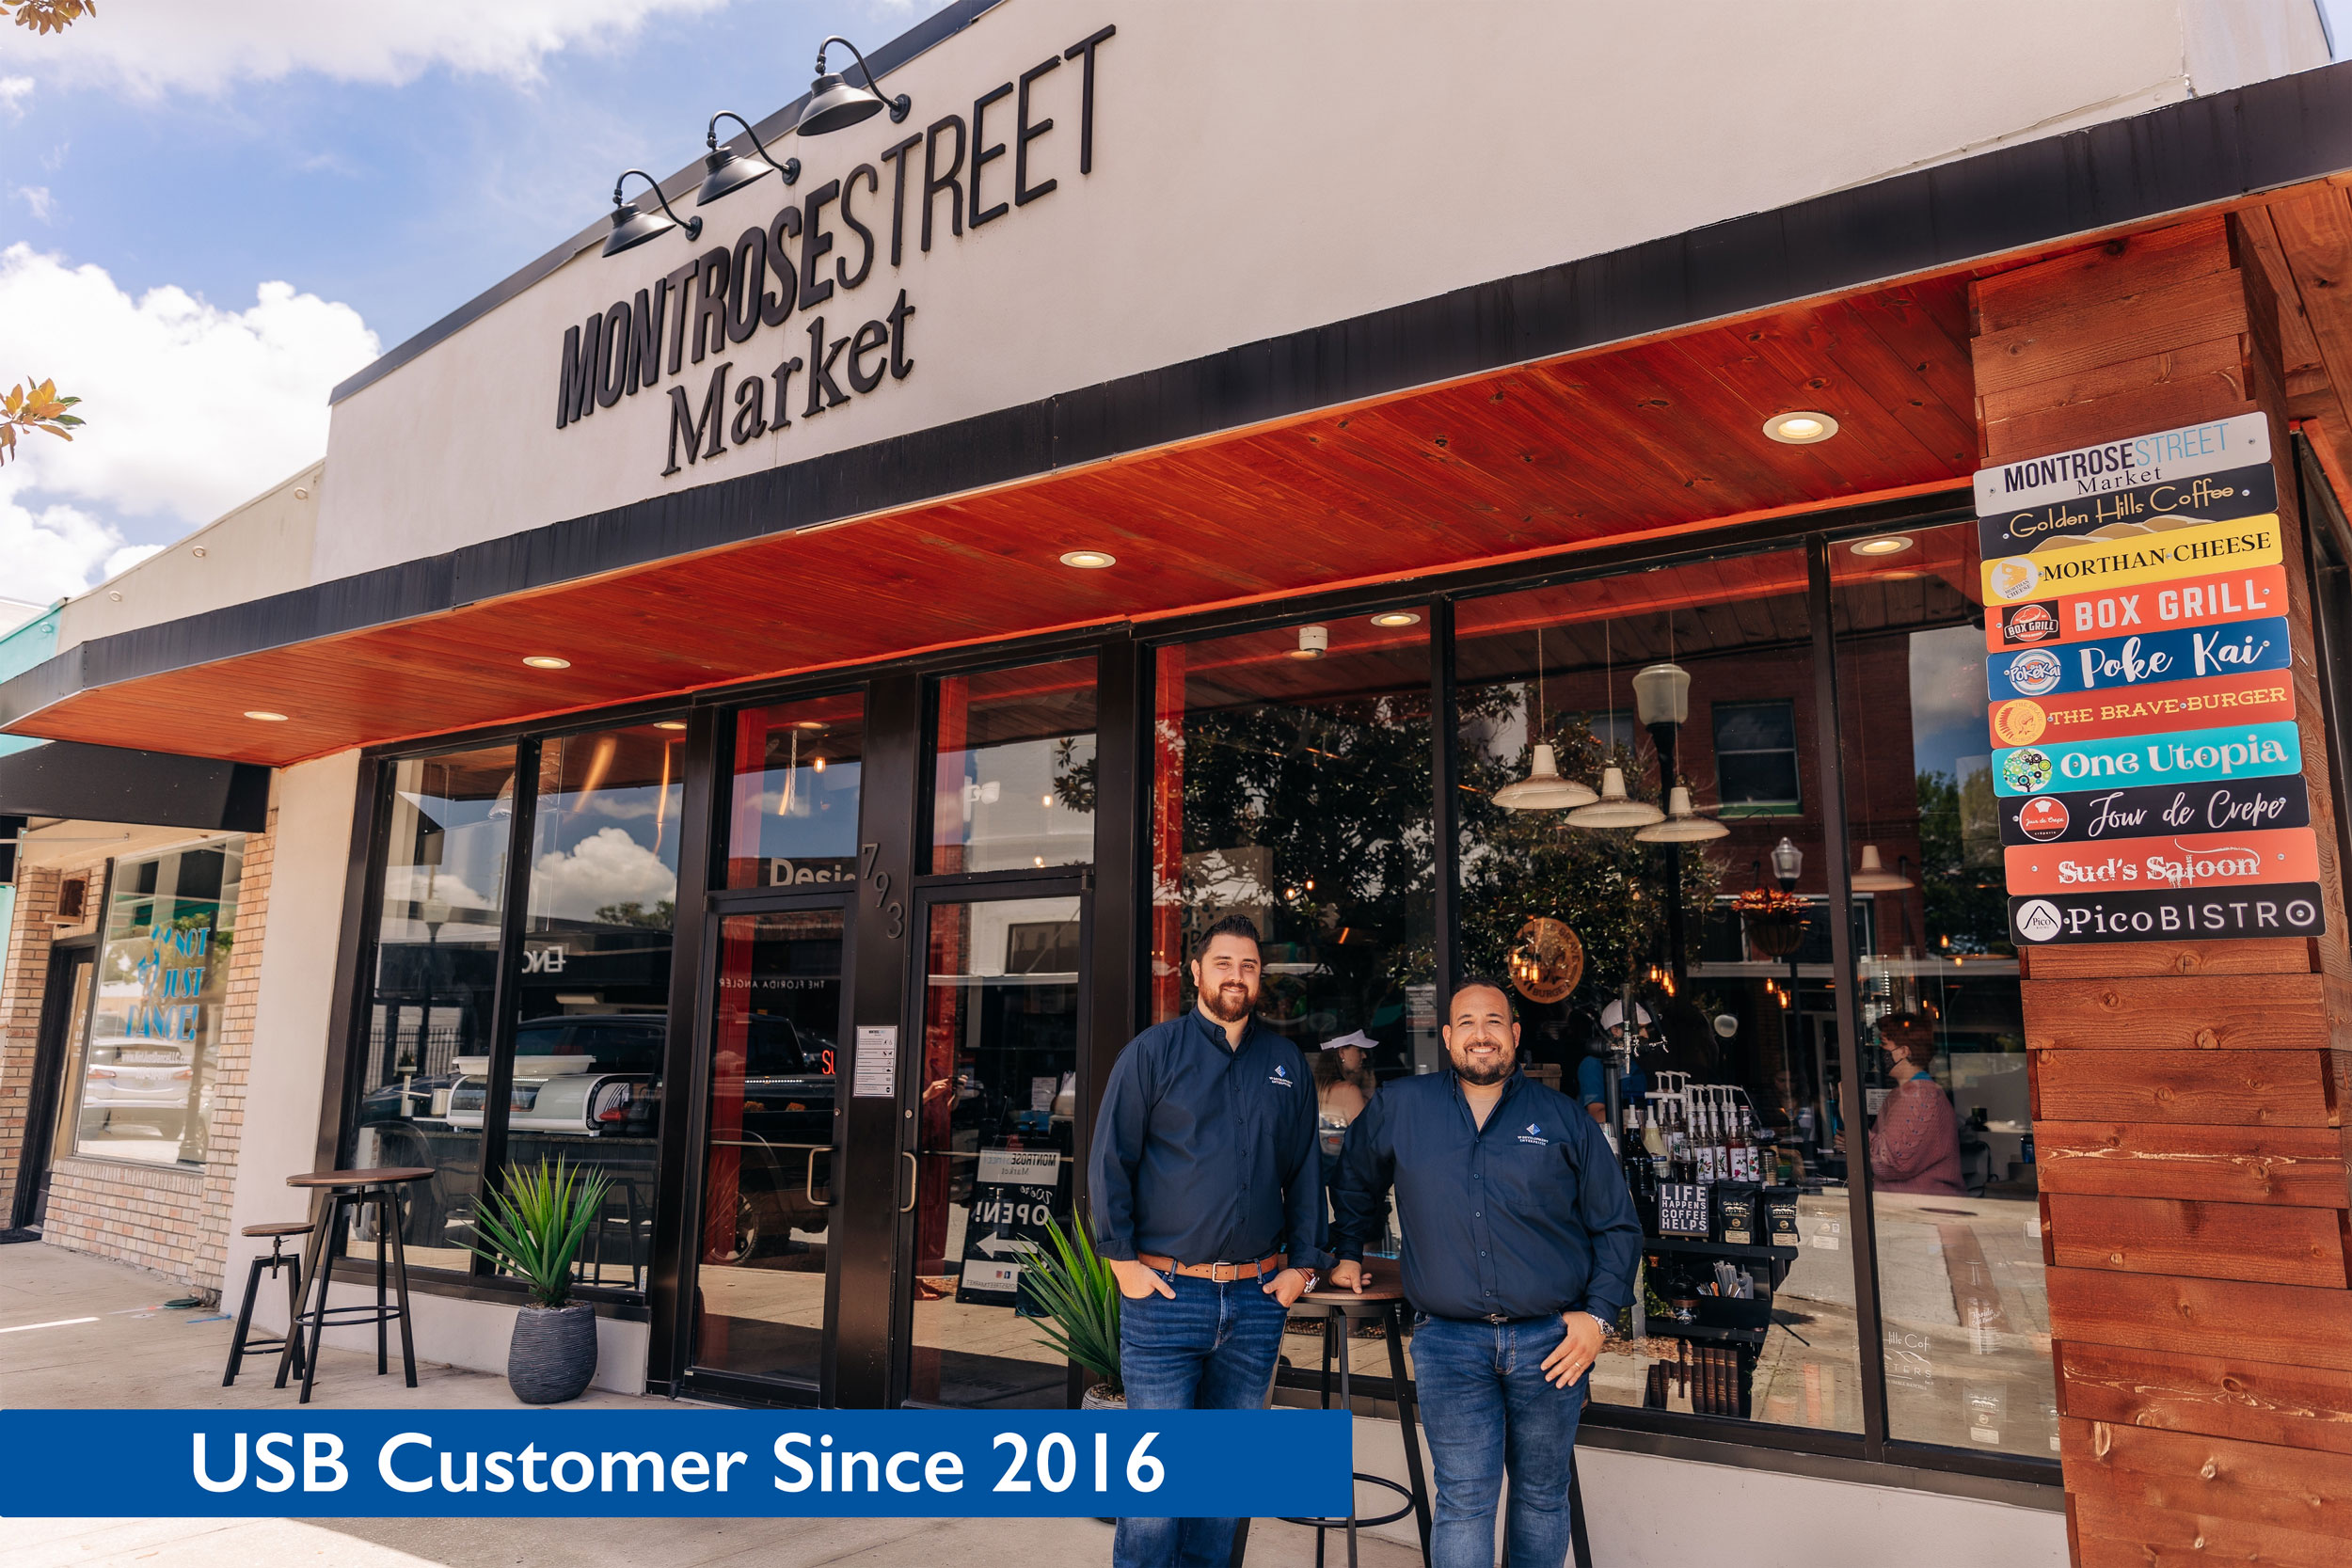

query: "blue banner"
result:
(0, 1410), (1352, 1519)
(1986, 616), (2290, 701)
(1992, 721), (2301, 798)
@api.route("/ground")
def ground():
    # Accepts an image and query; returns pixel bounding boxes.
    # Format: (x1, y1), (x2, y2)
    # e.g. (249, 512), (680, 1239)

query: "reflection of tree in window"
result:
(1915, 769), (2012, 957)
(1172, 689), (1434, 1059)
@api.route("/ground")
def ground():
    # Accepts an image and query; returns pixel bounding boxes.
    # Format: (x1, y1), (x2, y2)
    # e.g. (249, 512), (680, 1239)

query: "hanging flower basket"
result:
(1736, 887), (1810, 960)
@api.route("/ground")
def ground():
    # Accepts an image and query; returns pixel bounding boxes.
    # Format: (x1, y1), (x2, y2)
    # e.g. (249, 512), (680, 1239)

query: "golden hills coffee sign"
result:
(1979, 415), (2325, 945)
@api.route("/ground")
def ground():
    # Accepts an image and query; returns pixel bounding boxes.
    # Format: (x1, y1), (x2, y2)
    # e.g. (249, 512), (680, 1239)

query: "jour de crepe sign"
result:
(1976, 415), (2323, 946)
(548, 24), (1118, 479)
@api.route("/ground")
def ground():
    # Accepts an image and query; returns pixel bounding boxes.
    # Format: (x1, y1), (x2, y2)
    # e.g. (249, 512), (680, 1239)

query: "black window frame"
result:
(1710, 697), (1804, 816)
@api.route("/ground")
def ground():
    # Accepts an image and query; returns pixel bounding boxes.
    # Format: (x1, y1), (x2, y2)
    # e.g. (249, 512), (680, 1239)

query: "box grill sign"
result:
(548, 24), (1118, 479)
(1978, 417), (2323, 946)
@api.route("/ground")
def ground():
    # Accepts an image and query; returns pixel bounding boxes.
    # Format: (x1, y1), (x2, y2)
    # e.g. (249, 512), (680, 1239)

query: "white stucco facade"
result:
(310, 0), (2329, 584)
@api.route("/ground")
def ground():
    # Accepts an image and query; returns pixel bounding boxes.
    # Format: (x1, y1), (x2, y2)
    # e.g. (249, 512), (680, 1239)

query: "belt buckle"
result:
(1484, 1313), (1510, 1324)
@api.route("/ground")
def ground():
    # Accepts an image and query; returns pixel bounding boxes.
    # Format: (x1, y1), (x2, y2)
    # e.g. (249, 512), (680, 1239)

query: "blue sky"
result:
(0, 0), (948, 603)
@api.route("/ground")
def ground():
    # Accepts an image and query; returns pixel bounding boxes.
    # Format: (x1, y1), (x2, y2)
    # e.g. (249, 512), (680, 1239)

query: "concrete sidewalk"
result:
(1, 1243), (1422, 1567)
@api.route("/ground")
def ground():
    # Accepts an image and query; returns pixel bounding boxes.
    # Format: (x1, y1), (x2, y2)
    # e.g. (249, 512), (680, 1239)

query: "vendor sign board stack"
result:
(1975, 414), (2326, 946)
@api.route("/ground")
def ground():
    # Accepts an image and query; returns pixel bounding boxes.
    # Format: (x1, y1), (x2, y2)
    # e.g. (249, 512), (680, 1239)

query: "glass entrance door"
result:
(18, 950), (94, 1228)
(901, 886), (1088, 1407)
(686, 897), (850, 1394)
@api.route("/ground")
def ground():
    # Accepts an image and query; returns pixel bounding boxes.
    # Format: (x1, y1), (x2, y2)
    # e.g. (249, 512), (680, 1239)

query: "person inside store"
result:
(1863, 1011), (1963, 1196)
(1326, 978), (1641, 1568)
(1576, 998), (1651, 1125)
(1089, 912), (1327, 1568)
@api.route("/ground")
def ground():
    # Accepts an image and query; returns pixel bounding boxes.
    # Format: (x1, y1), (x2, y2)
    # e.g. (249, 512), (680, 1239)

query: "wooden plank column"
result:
(1972, 214), (2352, 1568)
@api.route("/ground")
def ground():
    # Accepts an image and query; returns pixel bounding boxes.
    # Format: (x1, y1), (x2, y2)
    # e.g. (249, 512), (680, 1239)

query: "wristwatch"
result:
(1582, 1311), (1614, 1339)
(1296, 1268), (1320, 1293)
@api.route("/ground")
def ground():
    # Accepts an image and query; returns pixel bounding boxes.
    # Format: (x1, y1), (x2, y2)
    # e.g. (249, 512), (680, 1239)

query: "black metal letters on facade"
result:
(555, 23), (1116, 480)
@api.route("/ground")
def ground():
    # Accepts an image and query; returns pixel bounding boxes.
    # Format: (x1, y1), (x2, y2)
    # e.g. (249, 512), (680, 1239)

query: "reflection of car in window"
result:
(77, 1036), (199, 1143)
(356, 1012), (838, 1265)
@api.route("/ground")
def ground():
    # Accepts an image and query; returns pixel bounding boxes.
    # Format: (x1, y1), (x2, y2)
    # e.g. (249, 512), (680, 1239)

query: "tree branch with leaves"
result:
(0, 378), (84, 467)
(2, 1), (95, 36)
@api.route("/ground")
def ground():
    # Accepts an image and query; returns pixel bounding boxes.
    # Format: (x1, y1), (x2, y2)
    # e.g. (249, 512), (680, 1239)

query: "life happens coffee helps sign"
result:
(1976, 417), (2322, 946)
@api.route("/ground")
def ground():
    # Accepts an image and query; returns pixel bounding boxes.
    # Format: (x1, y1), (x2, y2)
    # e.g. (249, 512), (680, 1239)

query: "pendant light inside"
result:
(1850, 843), (1913, 892)
(1635, 784), (1727, 842)
(1566, 765), (1664, 829)
(1493, 625), (1597, 810)
(1495, 742), (1597, 810)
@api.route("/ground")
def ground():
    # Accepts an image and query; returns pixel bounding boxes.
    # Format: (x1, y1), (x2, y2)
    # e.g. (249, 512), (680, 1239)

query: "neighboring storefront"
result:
(7, 4), (2352, 1563)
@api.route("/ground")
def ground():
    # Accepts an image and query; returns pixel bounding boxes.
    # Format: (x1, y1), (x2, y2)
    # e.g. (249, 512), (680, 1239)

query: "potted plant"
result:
(1020, 1215), (1123, 1408)
(468, 1157), (611, 1404)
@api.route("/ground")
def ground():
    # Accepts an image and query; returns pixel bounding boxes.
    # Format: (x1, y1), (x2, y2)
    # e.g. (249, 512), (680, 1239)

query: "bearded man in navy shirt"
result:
(1090, 913), (1327, 1568)
(1328, 978), (1640, 1568)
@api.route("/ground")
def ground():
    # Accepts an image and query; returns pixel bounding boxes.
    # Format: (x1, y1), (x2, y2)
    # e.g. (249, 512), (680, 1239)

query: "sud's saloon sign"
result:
(553, 24), (1116, 477)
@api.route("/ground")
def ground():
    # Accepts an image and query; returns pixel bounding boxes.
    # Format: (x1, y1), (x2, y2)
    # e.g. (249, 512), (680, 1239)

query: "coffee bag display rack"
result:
(1619, 1071), (1798, 1421)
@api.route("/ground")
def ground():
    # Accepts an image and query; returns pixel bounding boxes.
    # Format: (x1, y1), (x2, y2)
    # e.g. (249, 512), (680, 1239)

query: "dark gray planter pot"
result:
(508, 1303), (597, 1404)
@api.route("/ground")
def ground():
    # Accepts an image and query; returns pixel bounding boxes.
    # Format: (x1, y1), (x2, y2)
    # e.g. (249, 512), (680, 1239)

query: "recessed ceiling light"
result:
(653, 720), (688, 731)
(1763, 411), (1838, 444)
(1369, 611), (1422, 628)
(1850, 535), (1914, 556)
(522, 655), (571, 670)
(1059, 548), (1117, 569)
(793, 720), (827, 731)
(244, 710), (290, 722)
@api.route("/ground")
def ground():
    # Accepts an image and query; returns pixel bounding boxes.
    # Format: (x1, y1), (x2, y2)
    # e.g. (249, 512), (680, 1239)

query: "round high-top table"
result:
(277, 1166), (434, 1404)
(1275, 1279), (1433, 1568)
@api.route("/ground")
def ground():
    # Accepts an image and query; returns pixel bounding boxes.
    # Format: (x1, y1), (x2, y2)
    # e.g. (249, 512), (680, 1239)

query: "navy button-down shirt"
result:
(1330, 1069), (1640, 1323)
(1090, 1008), (1329, 1271)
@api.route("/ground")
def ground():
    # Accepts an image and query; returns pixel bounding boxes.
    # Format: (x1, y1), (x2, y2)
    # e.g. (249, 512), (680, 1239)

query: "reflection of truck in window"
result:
(356, 1013), (834, 1266)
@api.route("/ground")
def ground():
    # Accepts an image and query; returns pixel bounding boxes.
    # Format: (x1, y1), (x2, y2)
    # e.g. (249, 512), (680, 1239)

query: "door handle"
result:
(806, 1148), (833, 1208)
(900, 1150), (918, 1212)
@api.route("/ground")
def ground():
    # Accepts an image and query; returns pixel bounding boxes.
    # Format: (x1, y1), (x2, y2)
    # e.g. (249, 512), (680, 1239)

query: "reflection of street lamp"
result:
(406, 888), (452, 1108)
(1634, 662), (1692, 983)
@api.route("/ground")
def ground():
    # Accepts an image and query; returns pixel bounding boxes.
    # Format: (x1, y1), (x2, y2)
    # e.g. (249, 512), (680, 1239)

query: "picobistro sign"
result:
(1979, 417), (2322, 946)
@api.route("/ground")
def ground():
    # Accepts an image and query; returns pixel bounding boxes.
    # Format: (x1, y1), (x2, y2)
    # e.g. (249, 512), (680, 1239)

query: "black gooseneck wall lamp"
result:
(603, 33), (909, 257)
(696, 110), (801, 206)
(601, 169), (703, 258)
(795, 34), (912, 135)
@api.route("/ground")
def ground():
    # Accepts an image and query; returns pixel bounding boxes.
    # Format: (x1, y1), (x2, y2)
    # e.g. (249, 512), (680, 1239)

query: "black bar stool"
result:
(1276, 1280), (1433, 1568)
(276, 1166), (433, 1403)
(221, 1220), (312, 1386)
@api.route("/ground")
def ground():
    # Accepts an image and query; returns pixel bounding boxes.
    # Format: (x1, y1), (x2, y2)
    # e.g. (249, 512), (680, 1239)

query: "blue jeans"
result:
(1113, 1271), (1290, 1568)
(1411, 1313), (1585, 1568)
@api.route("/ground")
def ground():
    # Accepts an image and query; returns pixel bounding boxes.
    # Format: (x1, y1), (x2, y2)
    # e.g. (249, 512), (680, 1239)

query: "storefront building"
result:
(7, 3), (2352, 1561)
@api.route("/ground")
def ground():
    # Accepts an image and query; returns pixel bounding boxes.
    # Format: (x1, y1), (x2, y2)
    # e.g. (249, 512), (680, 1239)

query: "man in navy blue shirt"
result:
(1328, 979), (1640, 1568)
(1090, 913), (1327, 1568)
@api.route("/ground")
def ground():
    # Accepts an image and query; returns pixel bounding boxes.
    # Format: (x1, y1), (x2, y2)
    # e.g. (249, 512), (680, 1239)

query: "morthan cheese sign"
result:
(550, 24), (1117, 477)
(1976, 415), (2327, 946)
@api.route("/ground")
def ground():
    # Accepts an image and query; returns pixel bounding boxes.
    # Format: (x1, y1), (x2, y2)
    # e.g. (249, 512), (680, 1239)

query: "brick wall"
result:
(6, 819), (276, 1297)
(0, 864), (60, 1204)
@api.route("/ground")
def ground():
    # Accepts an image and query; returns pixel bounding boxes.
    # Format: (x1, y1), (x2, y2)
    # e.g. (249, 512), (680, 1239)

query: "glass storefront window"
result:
(930, 657), (1098, 873)
(495, 722), (686, 1291)
(352, 746), (514, 1272)
(908, 893), (1084, 1407)
(726, 693), (866, 891)
(1147, 616), (1438, 1058)
(69, 840), (244, 1165)
(1454, 553), (1865, 1431)
(1833, 522), (2056, 1458)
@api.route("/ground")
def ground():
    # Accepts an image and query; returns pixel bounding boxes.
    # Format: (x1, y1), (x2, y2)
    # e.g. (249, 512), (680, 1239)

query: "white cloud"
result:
(0, 244), (378, 585)
(12, 184), (53, 222)
(532, 827), (676, 922)
(0, 0), (738, 95)
(0, 75), (30, 120)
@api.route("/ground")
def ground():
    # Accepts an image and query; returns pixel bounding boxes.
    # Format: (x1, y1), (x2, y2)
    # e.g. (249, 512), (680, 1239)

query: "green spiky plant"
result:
(1020, 1215), (1122, 1395)
(466, 1158), (611, 1308)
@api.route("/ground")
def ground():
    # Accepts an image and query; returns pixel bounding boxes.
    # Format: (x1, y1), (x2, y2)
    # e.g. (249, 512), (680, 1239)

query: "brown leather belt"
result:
(1136, 1252), (1286, 1283)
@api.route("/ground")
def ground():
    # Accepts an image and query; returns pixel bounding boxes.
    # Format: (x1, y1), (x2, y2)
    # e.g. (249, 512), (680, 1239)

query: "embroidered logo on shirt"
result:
(1517, 1122), (1549, 1146)
(1268, 1065), (1294, 1087)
